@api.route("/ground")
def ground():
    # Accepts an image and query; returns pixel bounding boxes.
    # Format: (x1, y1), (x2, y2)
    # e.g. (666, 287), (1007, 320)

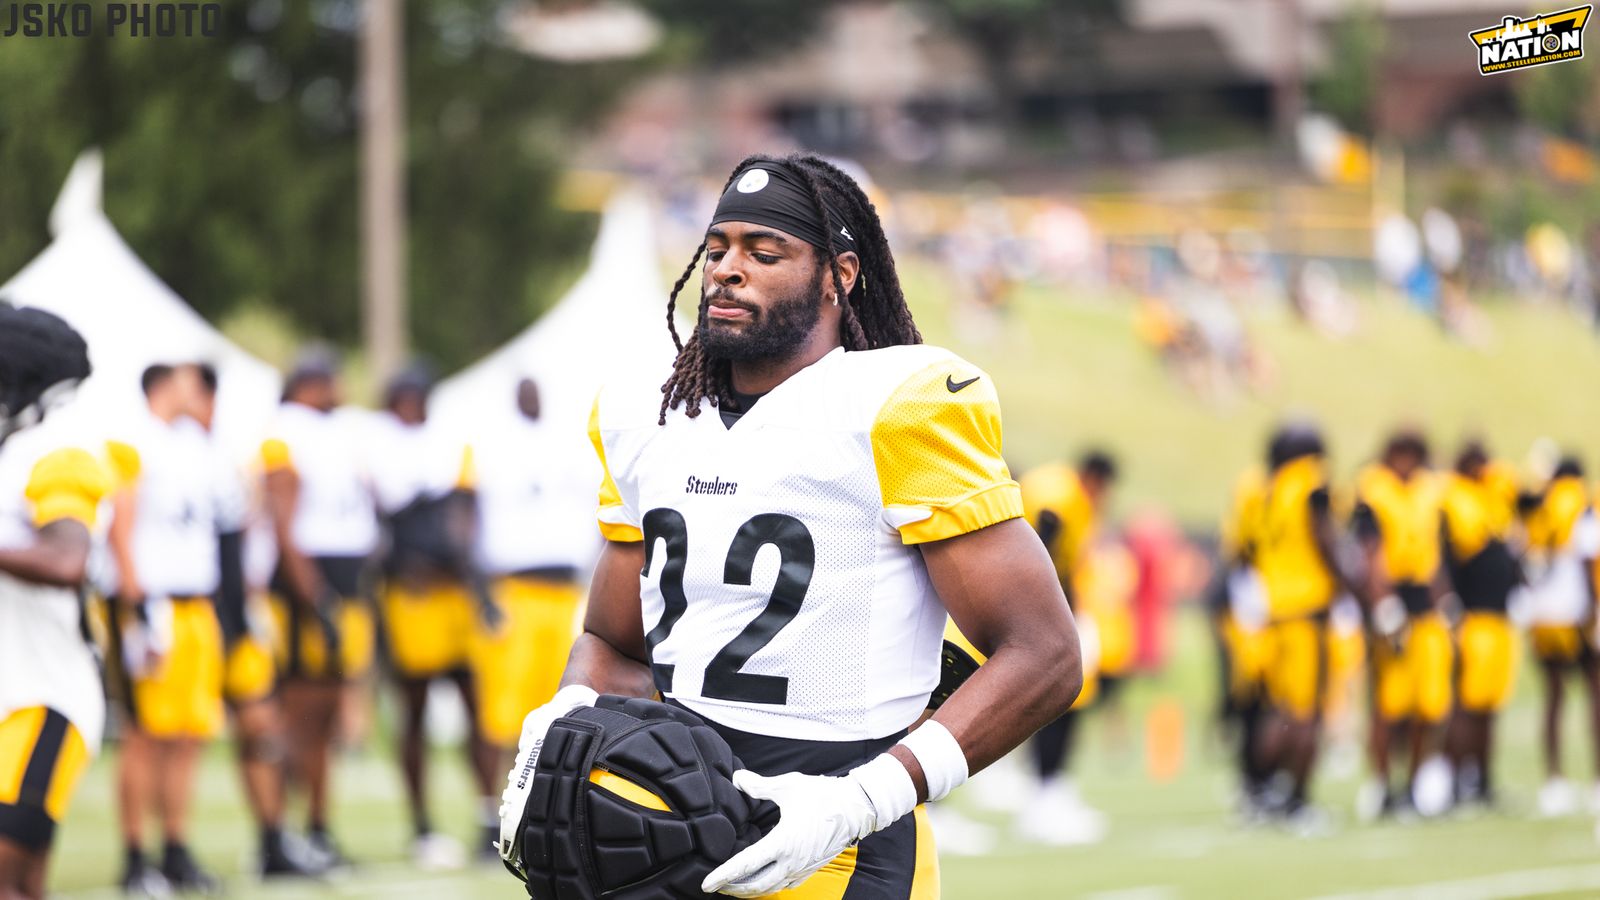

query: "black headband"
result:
(709, 163), (857, 253)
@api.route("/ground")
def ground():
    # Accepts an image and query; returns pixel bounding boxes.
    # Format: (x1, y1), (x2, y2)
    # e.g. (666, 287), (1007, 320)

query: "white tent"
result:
(432, 187), (678, 460)
(0, 150), (282, 459)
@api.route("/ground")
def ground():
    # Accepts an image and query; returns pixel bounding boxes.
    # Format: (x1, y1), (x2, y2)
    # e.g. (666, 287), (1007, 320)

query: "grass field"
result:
(46, 606), (1600, 899)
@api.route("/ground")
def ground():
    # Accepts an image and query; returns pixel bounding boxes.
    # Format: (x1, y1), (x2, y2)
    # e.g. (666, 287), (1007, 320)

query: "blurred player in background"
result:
(368, 365), (498, 868)
(1251, 422), (1362, 827)
(1014, 450), (1117, 845)
(104, 364), (226, 894)
(190, 365), (314, 878)
(1523, 457), (1600, 817)
(1213, 457), (1272, 810)
(1441, 440), (1522, 809)
(261, 351), (378, 867)
(0, 305), (105, 900)
(469, 377), (595, 858)
(1352, 431), (1452, 819)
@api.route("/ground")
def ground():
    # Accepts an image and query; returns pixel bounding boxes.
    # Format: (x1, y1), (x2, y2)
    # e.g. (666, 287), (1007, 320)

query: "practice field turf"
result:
(48, 607), (1600, 899)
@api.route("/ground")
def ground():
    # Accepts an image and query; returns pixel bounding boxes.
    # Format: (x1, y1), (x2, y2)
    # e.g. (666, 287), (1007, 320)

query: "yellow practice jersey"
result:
(1019, 462), (1096, 586)
(1355, 464), (1443, 584)
(1526, 475), (1590, 553)
(1256, 456), (1337, 620)
(1442, 471), (1513, 562)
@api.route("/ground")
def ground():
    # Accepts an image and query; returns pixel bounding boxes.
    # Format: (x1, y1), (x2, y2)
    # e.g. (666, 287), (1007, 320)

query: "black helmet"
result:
(0, 304), (91, 446)
(502, 695), (778, 899)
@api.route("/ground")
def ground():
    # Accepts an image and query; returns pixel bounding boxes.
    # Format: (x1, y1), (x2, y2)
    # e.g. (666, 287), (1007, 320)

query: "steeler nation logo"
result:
(1470, 5), (1591, 75)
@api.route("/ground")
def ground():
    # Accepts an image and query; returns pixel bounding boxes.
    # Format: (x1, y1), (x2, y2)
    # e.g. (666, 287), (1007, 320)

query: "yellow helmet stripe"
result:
(587, 768), (670, 812)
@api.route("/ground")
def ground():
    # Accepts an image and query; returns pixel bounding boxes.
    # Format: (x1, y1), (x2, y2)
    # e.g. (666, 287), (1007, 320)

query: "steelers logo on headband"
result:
(711, 163), (857, 253)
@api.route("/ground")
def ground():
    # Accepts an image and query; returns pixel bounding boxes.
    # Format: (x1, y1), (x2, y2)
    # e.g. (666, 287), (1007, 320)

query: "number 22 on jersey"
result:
(641, 507), (814, 705)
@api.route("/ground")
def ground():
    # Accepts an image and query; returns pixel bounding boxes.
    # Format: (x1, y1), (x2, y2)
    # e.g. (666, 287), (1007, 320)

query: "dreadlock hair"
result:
(657, 153), (922, 425)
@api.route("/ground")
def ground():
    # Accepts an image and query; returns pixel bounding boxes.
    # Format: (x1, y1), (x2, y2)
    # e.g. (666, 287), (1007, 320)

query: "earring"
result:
(832, 294), (840, 307)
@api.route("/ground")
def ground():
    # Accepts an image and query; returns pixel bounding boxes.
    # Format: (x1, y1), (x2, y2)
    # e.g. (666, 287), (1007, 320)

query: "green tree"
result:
(0, 0), (639, 369)
(1309, 5), (1385, 134)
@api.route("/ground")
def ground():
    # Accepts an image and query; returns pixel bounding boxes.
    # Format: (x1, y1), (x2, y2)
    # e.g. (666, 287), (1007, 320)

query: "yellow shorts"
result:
(382, 581), (476, 679)
(1221, 615), (1271, 703)
(1373, 614), (1453, 724)
(1091, 607), (1136, 679)
(763, 805), (937, 899)
(1263, 616), (1329, 721)
(473, 577), (584, 747)
(269, 595), (375, 681)
(224, 636), (276, 705)
(111, 597), (226, 740)
(1458, 612), (1518, 713)
(1531, 624), (1593, 666)
(0, 707), (91, 852)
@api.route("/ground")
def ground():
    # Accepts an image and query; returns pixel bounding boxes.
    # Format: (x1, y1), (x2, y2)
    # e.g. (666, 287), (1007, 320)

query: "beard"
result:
(697, 265), (825, 362)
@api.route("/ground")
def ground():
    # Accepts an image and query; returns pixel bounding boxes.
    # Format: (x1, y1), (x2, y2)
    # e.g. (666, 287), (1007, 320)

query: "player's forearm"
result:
(561, 632), (656, 698)
(0, 522), (91, 587)
(931, 624), (1081, 780)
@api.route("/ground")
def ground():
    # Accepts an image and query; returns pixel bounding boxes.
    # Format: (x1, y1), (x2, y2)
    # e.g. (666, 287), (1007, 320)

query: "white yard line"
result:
(1306, 863), (1600, 900)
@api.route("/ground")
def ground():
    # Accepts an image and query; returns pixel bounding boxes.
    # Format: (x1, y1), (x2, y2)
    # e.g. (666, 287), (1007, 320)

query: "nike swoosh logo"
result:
(946, 374), (980, 393)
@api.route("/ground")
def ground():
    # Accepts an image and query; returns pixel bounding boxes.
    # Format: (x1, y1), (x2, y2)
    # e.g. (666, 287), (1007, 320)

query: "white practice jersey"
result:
(0, 421), (111, 748)
(260, 403), (378, 558)
(1530, 510), (1600, 626)
(366, 412), (468, 515)
(591, 345), (1022, 742)
(107, 414), (231, 598)
(475, 415), (602, 575)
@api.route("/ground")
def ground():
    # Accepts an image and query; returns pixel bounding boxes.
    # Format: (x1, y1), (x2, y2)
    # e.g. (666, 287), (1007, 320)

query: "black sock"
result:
(261, 826), (284, 856)
(162, 840), (189, 867)
(124, 844), (145, 871)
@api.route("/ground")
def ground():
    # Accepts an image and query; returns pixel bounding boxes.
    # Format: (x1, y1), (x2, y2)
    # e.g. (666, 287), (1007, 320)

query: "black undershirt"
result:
(719, 386), (768, 429)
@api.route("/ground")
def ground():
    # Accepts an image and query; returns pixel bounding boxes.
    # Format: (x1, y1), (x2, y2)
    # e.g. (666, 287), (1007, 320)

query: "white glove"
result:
(496, 684), (599, 864)
(702, 754), (916, 897)
(1373, 594), (1407, 638)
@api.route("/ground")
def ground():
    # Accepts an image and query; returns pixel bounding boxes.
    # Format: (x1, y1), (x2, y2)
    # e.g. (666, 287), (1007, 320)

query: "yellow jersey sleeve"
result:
(260, 437), (293, 474)
(872, 361), (1022, 544)
(589, 394), (642, 543)
(104, 439), (141, 488)
(26, 448), (112, 529)
(455, 444), (477, 491)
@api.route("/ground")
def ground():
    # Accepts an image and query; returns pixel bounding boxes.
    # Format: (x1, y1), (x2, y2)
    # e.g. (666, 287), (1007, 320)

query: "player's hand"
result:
(1371, 594), (1407, 638)
(311, 592), (343, 677)
(702, 769), (881, 897)
(474, 593), (506, 635)
(496, 684), (599, 862)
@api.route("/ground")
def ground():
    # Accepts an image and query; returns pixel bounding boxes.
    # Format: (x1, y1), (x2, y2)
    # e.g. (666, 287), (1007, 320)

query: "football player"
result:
(470, 377), (597, 857)
(1251, 422), (1366, 826)
(1523, 457), (1600, 816)
(189, 364), (315, 878)
(1440, 440), (1521, 808)
(261, 351), (379, 866)
(0, 305), (108, 900)
(368, 365), (498, 868)
(1013, 451), (1116, 845)
(104, 364), (229, 892)
(1351, 430), (1451, 818)
(501, 154), (1082, 898)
